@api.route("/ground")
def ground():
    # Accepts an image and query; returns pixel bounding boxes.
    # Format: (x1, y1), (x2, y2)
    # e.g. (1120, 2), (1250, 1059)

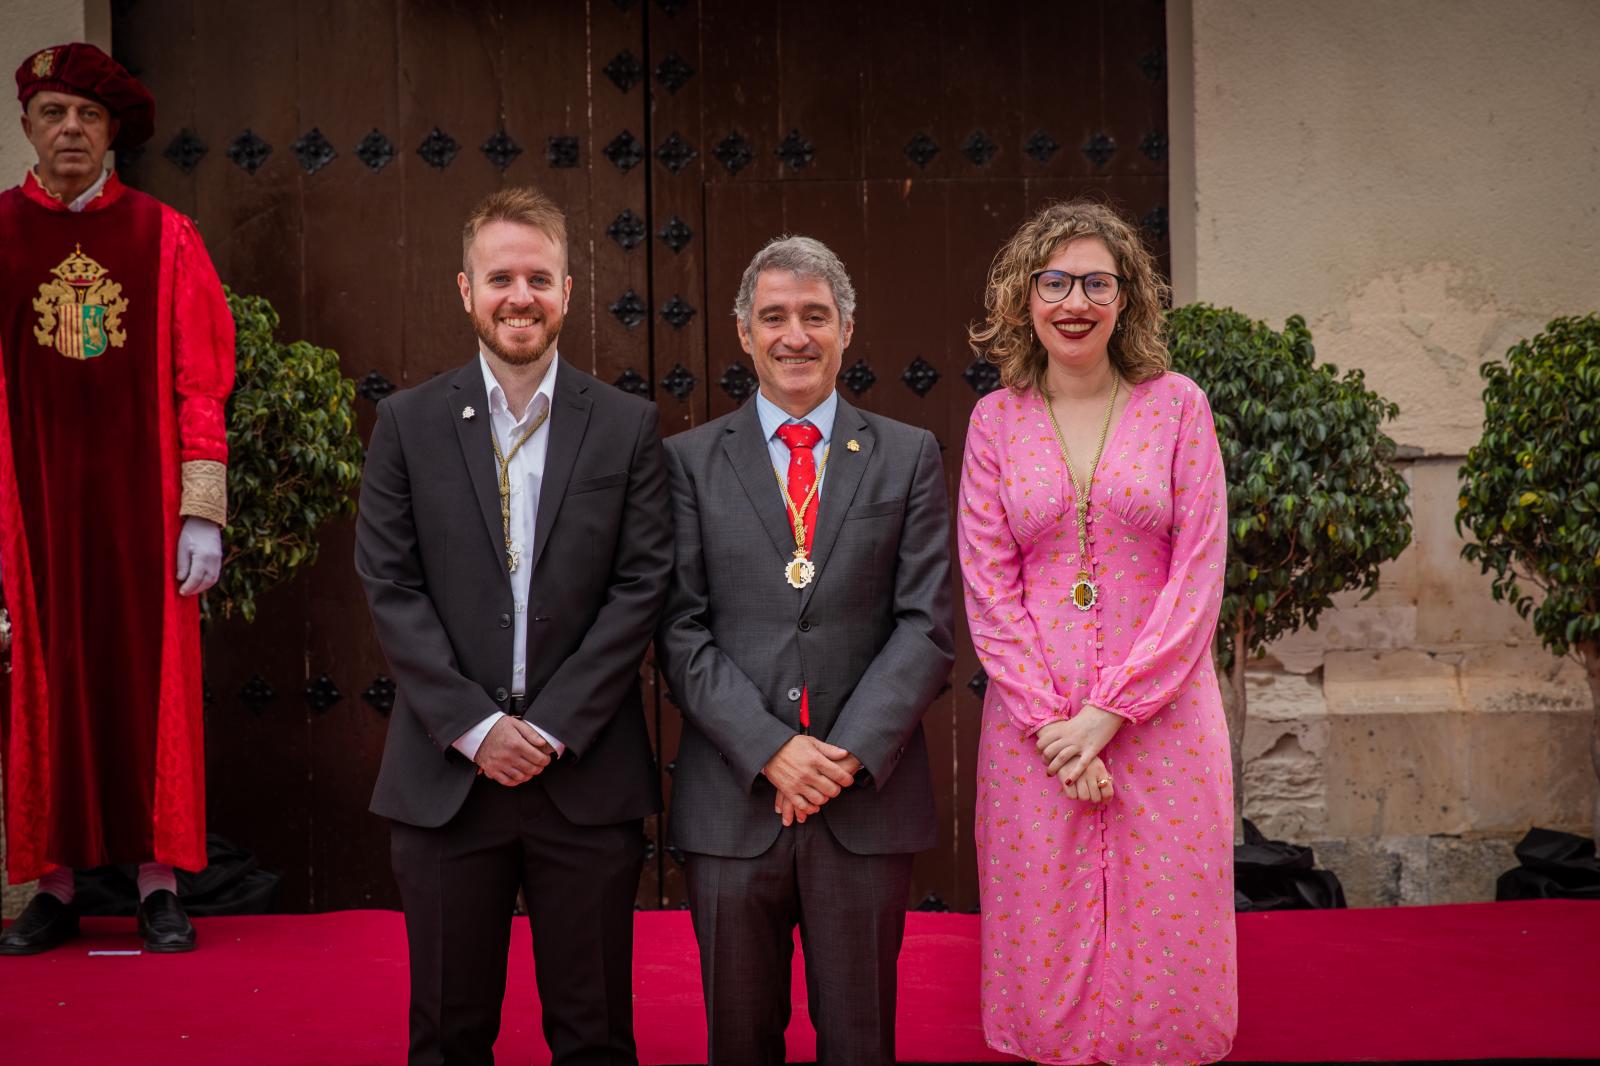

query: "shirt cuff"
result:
(452, 711), (505, 762)
(526, 722), (566, 757)
(180, 460), (228, 525)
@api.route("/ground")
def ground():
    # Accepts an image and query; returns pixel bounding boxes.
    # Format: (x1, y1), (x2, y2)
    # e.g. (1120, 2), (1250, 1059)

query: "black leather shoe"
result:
(0, 892), (79, 955)
(137, 889), (197, 953)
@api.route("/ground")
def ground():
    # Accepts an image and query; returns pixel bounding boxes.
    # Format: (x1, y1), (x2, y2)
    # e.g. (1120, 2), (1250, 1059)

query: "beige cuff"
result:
(180, 460), (228, 525)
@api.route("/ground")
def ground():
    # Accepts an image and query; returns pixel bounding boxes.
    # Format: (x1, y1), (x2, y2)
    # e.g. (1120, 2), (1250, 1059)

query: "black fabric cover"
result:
(70, 833), (281, 916)
(1495, 827), (1600, 901)
(1233, 819), (1347, 911)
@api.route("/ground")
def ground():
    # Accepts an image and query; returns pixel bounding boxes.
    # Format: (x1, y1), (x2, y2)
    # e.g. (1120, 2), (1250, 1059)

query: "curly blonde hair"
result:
(970, 199), (1170, 394)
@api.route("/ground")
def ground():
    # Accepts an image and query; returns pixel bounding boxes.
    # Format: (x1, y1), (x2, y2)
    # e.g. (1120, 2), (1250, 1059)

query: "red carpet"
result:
(2, 901), (1595, 1063)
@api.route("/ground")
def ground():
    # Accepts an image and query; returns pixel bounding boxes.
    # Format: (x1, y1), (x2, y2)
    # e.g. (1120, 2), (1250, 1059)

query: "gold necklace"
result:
(1045, 374), (1120, 611)
(489, 402), (550, 573)
(772, 445), (831, 589)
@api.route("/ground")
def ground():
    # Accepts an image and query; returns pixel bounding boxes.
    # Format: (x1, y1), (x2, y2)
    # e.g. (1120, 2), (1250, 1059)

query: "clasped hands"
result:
(1035, 704), (1124, 804)
(763, 735), (861, 827)
(474, 716), (556, 787)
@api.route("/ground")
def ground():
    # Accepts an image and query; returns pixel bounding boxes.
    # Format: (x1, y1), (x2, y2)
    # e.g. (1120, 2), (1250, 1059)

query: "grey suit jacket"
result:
(657, 394), (954, 858)
(356, 358), (672, 830)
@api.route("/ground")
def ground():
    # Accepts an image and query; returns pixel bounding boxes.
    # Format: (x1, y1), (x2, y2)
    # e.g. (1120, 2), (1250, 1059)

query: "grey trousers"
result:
(683, 819), (915, 1066)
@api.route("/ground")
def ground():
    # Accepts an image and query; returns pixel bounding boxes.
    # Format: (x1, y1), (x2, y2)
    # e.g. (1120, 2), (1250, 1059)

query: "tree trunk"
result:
(1220, 616), (1250, 845)
(1583, 642), (1600, 845)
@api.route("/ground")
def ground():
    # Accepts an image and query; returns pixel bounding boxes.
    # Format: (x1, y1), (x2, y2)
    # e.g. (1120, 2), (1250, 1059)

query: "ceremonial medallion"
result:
(785, 554), (815, 590)
(1070, 575), (1098, 611)
(33, 244), (128, 361)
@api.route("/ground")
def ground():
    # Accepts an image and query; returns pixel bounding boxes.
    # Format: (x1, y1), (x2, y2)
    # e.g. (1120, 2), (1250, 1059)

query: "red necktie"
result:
(775, 421), (822, 728)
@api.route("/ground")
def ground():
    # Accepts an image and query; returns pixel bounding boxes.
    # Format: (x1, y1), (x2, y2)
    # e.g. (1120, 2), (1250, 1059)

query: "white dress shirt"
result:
(755, 388), (838, 495)
(28, 167), (111, 212)
(452, 352), (564, 761)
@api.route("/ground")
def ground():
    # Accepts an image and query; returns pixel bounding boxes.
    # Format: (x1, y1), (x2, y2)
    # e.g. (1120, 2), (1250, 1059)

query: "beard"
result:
(471, 301), (563, 366)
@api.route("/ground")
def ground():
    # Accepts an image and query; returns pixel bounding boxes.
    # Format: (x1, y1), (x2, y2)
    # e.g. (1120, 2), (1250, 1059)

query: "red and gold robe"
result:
(0, 170), (234, 882)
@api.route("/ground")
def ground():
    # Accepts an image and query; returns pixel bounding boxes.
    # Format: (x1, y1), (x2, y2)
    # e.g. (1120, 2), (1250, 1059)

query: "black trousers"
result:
(391, 775), (645, 1066)
(683, 820), (915, 1066)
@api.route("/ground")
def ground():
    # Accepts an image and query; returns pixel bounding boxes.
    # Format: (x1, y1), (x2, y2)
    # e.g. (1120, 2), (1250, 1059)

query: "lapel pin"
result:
(462, 406), (476, 421)
(846, 439), (860, 452)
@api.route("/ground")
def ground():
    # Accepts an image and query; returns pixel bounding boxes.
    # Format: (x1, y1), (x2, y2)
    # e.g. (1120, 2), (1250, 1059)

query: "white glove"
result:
(176, 517), (223, 596)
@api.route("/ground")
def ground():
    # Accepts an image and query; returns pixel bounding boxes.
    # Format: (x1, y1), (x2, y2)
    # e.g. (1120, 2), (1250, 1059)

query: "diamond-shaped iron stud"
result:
(604, 129), (645, 172)
(661, 363), (697, 400)
(775, 129), (814, 171)
(355, 128), (395, 173)
(655, 51), (695, 93)
(1024, 129), (1060, 166)
(227, 129), (272, 175)
(603, 49), (644, 93)
(1140, 131), (1168, 164)
(1082, 132), (1116, 169)
(291, 128), (337, 175)
(481, 129), (523, 170)
(660, 295), (696, 330)
(613, 368), (650, 397)
(655, 132), (697, 174)
(840, 358), (876, 397)
(610, 289), (647, 330)
(607, 209), (647, 251)
(968, 668), (990, 698)
(962, 129), (998, 167)
(547, 135), (579, 168)
(358, 370), (396, 402)
(718, 362), (757, 402)
(163, 128), (207, 173)
(714, 131), (754, 175)
(1140, 48), (1166, 81)
(239, 674), (276, 714)
(962, 358), (1001, 396)
(305, 674), (343, 715)
(904, 131), (939, 170)
(902, 357), (940, 397)
(417, 127), (460, 170)
(657, 215), (693, 254)
(362, 676), (396, 716)
(1142, 206), (1169, 241)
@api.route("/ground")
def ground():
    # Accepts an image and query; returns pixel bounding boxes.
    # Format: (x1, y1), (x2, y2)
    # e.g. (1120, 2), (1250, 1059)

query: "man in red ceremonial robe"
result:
(0, 43), (234, 954)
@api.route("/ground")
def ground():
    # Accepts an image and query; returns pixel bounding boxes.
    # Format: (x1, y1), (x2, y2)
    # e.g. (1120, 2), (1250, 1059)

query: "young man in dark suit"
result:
(356, 186), (672, 1066)
(657, 236), (955, 1066)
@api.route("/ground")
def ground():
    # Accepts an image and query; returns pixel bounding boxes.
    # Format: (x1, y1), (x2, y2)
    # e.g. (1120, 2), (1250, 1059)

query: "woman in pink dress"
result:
(958, 200), (1237, 1065)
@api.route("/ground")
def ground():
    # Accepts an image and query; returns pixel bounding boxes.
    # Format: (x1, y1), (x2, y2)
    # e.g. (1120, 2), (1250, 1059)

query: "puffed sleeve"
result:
(958, 397), (1070, 735)
(1088, 382), (1227, 723)
(170, 213), (236, 524)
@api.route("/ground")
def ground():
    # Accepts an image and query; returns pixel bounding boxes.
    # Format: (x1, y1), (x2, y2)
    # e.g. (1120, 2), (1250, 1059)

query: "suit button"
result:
(798, 619), (812, 632)
(499, 613), (511, 628)
(787, 687), (802, 702)
(494, 687), (508, 702)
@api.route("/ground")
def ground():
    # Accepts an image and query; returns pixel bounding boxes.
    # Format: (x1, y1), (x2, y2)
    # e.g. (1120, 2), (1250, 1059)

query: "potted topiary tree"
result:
(1457, 313), (1600, 840)
(1168, 304), (1413, 834)
(207, 289), (364, 622)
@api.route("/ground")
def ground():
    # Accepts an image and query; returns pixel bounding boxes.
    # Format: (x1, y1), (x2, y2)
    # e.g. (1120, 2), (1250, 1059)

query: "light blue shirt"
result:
(755, 388), (838, 496)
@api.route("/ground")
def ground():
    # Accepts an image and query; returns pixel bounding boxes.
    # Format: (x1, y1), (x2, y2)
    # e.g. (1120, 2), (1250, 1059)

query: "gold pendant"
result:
(785, 552), (816, 590)
(1070, 571), (1098, 611)
(507, 548), (521, 574)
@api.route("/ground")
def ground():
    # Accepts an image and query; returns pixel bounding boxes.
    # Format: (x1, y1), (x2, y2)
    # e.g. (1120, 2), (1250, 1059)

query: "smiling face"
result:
(739, 269), (854, 417)
(457, 220), (572, 367)
(1029, 237), (1125, 375)
(22, 90), (118, 196)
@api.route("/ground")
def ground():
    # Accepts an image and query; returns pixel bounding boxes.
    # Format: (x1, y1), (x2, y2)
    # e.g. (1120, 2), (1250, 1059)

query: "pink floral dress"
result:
(958, 371), (1238, 1065)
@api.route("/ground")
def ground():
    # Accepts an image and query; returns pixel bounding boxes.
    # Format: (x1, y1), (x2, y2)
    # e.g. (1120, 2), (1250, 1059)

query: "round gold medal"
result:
(785, 555), (816, 589)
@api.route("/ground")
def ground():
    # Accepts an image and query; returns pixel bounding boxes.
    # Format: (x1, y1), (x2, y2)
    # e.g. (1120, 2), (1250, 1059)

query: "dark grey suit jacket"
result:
(356, 358), (672, 830)
(657, 394), (954, 858)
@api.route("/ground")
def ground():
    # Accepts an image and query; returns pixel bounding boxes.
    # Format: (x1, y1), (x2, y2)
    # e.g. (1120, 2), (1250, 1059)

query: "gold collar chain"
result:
(1045, 374), (1120, 611)
(490, 403), (550, 573)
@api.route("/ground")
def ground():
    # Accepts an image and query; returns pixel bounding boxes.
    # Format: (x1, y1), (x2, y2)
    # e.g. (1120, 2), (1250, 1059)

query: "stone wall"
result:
(1170, 0), (1600, 904)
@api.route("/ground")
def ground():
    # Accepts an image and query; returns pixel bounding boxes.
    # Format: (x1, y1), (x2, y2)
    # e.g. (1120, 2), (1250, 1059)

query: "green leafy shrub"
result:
(207, 289), (364, 622)
(1168, 304), (1413, 827)
(1457, 313), (1600, 835)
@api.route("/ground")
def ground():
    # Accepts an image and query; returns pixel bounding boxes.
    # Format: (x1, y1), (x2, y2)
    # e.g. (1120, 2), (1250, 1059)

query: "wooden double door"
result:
(113, 0), (1168, 911)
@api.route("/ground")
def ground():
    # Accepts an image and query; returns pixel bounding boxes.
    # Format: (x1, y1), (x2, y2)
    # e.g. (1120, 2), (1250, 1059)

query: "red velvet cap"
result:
(16, 43), (155, 150)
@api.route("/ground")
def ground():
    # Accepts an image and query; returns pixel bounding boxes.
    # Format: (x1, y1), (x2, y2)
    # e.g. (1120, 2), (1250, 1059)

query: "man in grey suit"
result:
(356, 186), (672, 1066)
(657, 236), (954, 1066)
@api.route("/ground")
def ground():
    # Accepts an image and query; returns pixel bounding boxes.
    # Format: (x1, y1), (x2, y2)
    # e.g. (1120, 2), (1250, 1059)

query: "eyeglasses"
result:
(1030, 270), (1125, 306)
